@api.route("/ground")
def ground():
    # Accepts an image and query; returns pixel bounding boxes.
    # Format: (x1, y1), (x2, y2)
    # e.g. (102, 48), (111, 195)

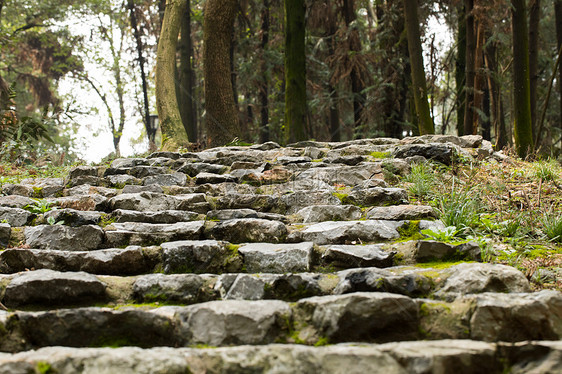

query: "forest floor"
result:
(1, 148), (561, 292)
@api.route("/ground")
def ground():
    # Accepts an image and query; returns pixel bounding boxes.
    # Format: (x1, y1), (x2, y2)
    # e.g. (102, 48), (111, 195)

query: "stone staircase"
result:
(0, 135), (560, 373)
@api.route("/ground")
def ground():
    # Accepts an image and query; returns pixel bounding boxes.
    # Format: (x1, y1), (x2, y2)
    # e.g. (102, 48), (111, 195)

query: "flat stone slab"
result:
(346, 187), (408, 207)
(110, 209), (199, 224)
(2, 269), (106, 307)
(105, 221), (205, 247)
(206, 209), (287, 222)
(43, 209), (103, 226)
(294, 205), (362, 223)
(0, 207), (33, 227)
(161, 240), (241, 274)
(0, 247), (151, 275)
(24, 225), (105, 251)
(238, 242), (314, 273)
(321, 244), (395, 269)
(366, 205), (437, 220)
(289, 220), (405, 244)
(209, 218), (288, 243)
(133, 274), (216, 304)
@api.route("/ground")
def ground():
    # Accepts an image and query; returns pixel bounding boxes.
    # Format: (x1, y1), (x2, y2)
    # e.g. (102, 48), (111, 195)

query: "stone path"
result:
(0, 135), (560, 373)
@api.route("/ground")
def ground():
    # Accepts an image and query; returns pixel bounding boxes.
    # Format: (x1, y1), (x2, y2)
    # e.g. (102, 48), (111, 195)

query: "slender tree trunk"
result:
(327, 8), (340, 142)
(403, 0), (434, 135)
(511, 0), (534, 158)
(203, 0), (240, 147)
(529, 0), (540, 133)
(554, 1), (562, 139)
(472, 21), (485, 135)
(127, 0), (155, 149)
(456, 3), (466, 136)
(259, 0), (270, 143)
(484, 39), (508, 149)
(156, 0), (189, 149)
(179, 0), (198, 144)
(284, 0), (307, 143)
(463, 0), (475, 136)
(343, 0), (365, 136)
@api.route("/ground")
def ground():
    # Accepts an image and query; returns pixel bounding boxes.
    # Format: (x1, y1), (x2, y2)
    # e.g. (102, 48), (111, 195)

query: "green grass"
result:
(403, 163), (435, 198)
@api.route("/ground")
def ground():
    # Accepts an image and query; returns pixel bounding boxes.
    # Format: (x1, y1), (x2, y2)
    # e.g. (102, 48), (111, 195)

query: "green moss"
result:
(313, 336), (330, 346)
(36, 361), (54, 374)
(92, 336), (135, 348)
(415, 261), (473, 269)
(396, 220), (424, 242)
(311, 159), (323, 163)
(99, 214), (117, 228)
(370, 151), (391, 159)
(332, 192), (351, 204)
(32, 186), (44, 199)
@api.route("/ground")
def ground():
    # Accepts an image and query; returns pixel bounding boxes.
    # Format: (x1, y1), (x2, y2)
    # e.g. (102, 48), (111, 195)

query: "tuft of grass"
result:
(436, 189), (480, 237)
(532, 159), (560, 183)
(403, 163), (435, 199)
(540, 209), (562, 243)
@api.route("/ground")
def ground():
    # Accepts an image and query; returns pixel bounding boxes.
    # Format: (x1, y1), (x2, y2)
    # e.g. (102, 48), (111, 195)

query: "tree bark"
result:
(403, 0), (434, 135)
(284, 0), (307, 143)
(259, 0), (270, 143)
(555, 0), (562, 140)
(529, 0), (540, 133)
(455, 3), (466, 136)
(156, 0), (190, 150)
(203, 0), (240, 147)
(127, 0), (155, 149)
(179, 0), (198, 143)
(484, 39), (508, 149)
(472, 21), (485, 135)
(343, 0), (365, 136)
(511, 0), (534, 158)
(463, 0), (475, 136)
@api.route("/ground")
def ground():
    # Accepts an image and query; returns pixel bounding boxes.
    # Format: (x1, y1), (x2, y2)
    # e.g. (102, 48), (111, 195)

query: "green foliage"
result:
(540, 209), (562, 243)
(403, 163), (435, 199)
(36, 361), (54, 374)
(24, 199), (58, 214)
(532, 159), (560, 183)
(436, 189), (480, 236)
(421, 226), (461, 242)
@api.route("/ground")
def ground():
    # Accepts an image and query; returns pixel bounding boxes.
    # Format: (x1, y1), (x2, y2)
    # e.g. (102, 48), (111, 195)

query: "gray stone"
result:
(295, 165), (382, 186)
(195, 172), (237, 184)
(149, 151), (183, 159)
(295, 205), (363, 223)
(19, 178), (65, 197)
(43, 208), (103, 226)
(0, 195), (34, 209)
(161, 240), (240, 274)
(3, 269), (106, 307)
(68, 166), (99, 179)
(122, 184), (164, 194)
(51, 194), (108, 211)
(25, 225), (104, 251)
(250, 141), (281, 150)
(322, 244), (395, 269)
(210, 218), (288, 243)
(177, 162), (227, 177)
(110, 209), (199, 224)
(435, 263), (531, 298)
(280, 191), (341, 213)
(393, 143), (457, 165)
(289, 220), (403, 245)
(277, 156), (312, 164)
(67, 175), (107, 187)
(0, 247), (150, 275)
(111, 158), (149, 169)
(347, 187), (408, 207)
(143, 172), (187, 187)
(206, 209), (286, 222)
(367, 205), (436, 220)
(177, 300), (291, 345)
(0, 207), (32, 226)
(500, 341), (562, 374)
(108, 192), (179, 212)
(128, 166), (169, 178)
(215, 193), (279, 212)
(0, 223), (9, 248)
(1, 184), (33, 197)
(294, 292), (419, 343)
(415, 240), (482, 262)
(460, 135), (484, 148)
(324, 155), (365, 165)
(238, 242), (313, 273)
(469, 290), (562, 342)
(224, 274), (266, 300)
(334, 267), (434, 298)
(105, 221), (205, 247)
(64, 184), (118, 198)
(133, 274), (212, 304)
(303, 146), (326, 159)
(106, 174), (140, 187)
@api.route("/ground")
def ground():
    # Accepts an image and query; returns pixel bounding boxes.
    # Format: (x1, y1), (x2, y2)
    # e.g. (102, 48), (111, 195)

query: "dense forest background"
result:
(0, 0), (561, 164)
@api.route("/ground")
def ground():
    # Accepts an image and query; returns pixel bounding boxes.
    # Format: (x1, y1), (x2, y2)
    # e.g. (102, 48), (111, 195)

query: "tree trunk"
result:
(511, 0), (534, 158)
(555, 0), (562, 141)
(463, 0), (475, 136)
(127, 0), (155, 149)
(472, 21), (485, 135)
(529, 0), (540, 133)
(156, 0), (189, 150)
(456, 3), (466, 136)
(327, 4), (340, 142)
(403, 0), (434, 135)
(284, 0), (307, 143)
(179, 0), (198, 144)
(203, 0), (240, 147)
(343, 0), (365, 136)
(259, 0), (270, 143)
(484, 39), (508, 149)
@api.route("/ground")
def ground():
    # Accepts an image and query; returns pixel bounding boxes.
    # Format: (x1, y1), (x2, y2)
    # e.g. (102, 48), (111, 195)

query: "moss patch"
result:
(396, 220), (424, 242)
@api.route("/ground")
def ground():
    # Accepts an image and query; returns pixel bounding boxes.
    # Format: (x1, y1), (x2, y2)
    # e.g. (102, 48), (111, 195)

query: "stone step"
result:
(0, 263), (531, 308)
(2, 340), (561, 374)
(0, 289), (560, 352)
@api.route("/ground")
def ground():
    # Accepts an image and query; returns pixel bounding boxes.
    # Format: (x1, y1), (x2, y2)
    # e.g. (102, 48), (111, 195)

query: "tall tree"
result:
(511, 0), (534, 157)
(284, 0), (307, 143)
(203, 0), (240, 147)
(156, 0), (189, 149)
(178, 0), (198, 144)
(463, 0), (475, 136)
(259, 0), (270, 143)
(403, 0), (434, 135)
(529, 0), (540, 132)
(456, 3), (466, 136)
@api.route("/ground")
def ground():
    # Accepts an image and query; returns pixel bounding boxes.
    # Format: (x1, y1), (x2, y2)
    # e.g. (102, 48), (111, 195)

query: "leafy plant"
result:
(421, 226), (461, 242)
(540, 209), (562, 243)
(402, 162), (435, 199)
(436, 188), (480, 236)
(46, 216), (64, 225)
(532, 159), (560, 183)
(24, 199), (57, 214)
